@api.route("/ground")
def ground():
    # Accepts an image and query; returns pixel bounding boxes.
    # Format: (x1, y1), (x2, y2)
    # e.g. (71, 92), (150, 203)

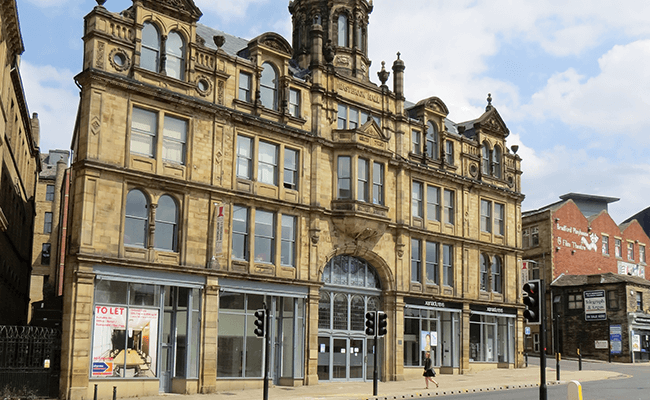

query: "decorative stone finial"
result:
(213, 35), (225, 49)
(397, 52), (401, 60)
(96, 0), (107, 6)
(486, 93), (493, 111)
(511, 145), (519, 154)
(378, 61), (390, 86)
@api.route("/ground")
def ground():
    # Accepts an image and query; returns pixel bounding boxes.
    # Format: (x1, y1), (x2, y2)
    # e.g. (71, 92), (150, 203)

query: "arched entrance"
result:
(317, 255), (382, 381)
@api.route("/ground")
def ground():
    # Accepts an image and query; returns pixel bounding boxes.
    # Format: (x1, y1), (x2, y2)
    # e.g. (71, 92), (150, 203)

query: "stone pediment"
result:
(415, 96), (449, 117)
(360, 118), (390, 141)
(474, 108), (509, 138)
(140, 0), (203, 23)
(249, 32), (293, 56)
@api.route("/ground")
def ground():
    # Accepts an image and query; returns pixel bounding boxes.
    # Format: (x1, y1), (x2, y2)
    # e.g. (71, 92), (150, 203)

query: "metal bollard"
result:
(577, 349), (582, 371)
(556, 353), (561, 381)
(525, 352), (528, 367)
(94, 385), (98, 400)
(113, 386), (117, 400)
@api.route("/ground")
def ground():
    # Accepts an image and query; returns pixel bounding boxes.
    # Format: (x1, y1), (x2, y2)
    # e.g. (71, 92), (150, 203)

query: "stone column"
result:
(200, 278), (219, 393)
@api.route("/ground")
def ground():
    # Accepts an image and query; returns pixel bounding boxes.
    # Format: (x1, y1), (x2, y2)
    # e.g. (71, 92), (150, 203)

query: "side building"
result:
(522, 193), (649, 354)
(30, 148), (70, 327)
(0, 0), (41, 326)
(61, 1), (525, 399)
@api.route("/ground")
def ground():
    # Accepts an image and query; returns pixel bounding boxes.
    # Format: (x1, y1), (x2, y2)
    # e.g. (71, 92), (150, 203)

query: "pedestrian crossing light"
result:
(377, 311), (388, 336)
(365, 311), (376, 336)
(523, 280), (541, 325)
(254, 309), (266, 337)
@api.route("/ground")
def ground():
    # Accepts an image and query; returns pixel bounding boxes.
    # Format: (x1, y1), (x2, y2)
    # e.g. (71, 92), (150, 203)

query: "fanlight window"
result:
(322, 255), (381, 289)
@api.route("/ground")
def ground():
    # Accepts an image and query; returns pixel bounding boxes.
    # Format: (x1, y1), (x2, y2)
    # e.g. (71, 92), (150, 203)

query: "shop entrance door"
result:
(159, 307), (173, 392)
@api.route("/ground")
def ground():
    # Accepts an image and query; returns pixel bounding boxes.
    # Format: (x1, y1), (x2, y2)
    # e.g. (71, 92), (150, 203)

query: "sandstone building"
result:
(0, 0), (41, 326)
(61, 1), (525, 398)
(522, 193), (649, 354)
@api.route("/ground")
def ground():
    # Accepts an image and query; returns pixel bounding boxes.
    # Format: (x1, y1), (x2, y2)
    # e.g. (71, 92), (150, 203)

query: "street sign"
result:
(525, 326), (531, 335)
(610, 325), (622, 354)
(584, 290), (607, 321)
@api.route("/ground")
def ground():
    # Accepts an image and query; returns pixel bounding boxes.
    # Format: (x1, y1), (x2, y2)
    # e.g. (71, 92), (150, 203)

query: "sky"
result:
(15, 0), (650, 223)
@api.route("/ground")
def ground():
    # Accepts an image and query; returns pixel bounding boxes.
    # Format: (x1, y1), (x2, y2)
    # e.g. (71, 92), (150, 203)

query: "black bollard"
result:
(578, 349), (582, 371)
(94, 385), (98, 400)
(113, 386), (117, 400)
(525, 352), (528, 367)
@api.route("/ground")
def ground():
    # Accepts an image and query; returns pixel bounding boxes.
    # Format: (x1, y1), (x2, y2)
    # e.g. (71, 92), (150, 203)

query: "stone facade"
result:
(61, 1), (525, 399)
(0, 0), (41, 326)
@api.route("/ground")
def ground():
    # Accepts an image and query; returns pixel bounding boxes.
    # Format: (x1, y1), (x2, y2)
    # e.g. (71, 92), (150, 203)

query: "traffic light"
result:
(365, 311), (376, 336)
(254, 309), (266, 337)
(523, 279), (541, 325)
(377, 311), (388, 336)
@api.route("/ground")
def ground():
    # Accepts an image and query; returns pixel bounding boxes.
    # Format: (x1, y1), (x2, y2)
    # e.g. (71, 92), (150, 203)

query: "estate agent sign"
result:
(584, 290), (607, 321)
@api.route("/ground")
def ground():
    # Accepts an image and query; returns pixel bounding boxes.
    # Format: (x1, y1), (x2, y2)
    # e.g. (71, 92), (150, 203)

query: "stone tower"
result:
(289, 0), (373, 80)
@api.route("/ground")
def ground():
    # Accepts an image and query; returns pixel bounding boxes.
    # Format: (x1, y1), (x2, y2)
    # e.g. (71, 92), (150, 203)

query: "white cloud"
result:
(20, 61), (78, 153)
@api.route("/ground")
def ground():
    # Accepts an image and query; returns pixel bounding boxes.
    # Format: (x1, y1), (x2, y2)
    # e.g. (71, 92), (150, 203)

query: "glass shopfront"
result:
(91, 266), (203, 393)
(469, 305), (515, 364)
(404, 299), (461, 368)
(217, 279), (306, 384)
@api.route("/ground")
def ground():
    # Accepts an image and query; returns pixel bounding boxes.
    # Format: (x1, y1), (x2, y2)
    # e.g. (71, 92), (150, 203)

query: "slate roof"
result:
(552, 272), (650, 287)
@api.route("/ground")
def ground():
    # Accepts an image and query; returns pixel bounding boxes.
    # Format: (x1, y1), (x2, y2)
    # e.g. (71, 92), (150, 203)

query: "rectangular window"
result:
(522, 229), (530, 248)
(443, 244), (453, 287)
(480, 200), (492, 233)
(412, 130), (421, 154)
(41, 243), (51, 265)
(349, 108), (359, 129)
(615, 238), (622, 258)
(444, 190), (455, 225)
(412, 181), (423, 218)
(637, 291), (643, 311)
(641, 245), (646, 263)
(281, 215), (296, 267)
(531, 227), (539, 247)
(232, 206), (249, 260)
(445, 140), (453, 164)
(357, 158), (369, 202)
(236, 136), (253, 180)
(258, 141), (278, 186)
(628, 242), (634, 261)
(254, 210), (275, 263)
(568, 293), (583, 310)
(162, 115), (187, 164)
(239, 72), (252, 102)
(602, 235), (609, 255)
(372, 162), (384, 205)
(411, 239), (421, 283)
(337, 104), (347, 129)
(425, 241), (439, 285)
(44, 212), (53, 234)
(283, 148), (299, 190)
(494, 203), (504, 235)
(289, 88), (301, 118)
(426, 185), (440, 222)
(607, 290), (619, 309)
(337, 156), (351, 199)
(131, 107), (157, 157)
(45, 184), (55, 201)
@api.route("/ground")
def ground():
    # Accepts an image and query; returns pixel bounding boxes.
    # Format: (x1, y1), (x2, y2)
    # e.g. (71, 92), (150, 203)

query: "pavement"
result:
(138, 365), (625, 400)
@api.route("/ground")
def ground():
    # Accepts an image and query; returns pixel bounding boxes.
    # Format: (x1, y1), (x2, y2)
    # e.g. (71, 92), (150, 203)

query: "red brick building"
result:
(522, 193), (649, 354)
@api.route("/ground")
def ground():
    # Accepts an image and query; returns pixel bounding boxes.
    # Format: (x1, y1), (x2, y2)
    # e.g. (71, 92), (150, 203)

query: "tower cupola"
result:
(289, 0), (373, 80)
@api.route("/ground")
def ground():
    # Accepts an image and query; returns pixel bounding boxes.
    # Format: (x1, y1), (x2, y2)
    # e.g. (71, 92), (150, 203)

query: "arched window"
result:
(492, 145), (502, 178)
(124, 189), (148, 247)
(166, 31), (185, 80)
(141, 22), (160, 73)
(333, 293), (348, 329)
(481, 142), (491, 175)
(492, 256), (502, 293)
(356, 23), (364, 51)
(338, 14), (348, 47)
(350, 295), (365, 331)
(427, 122), (439, 160)
(480, 254), (489, 291)
(260, 62), (278, 110)
(154, 195), (178, 251)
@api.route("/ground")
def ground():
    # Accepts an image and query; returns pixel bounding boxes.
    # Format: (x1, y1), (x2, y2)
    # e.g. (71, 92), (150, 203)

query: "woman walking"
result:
(423, 352), (438, 389)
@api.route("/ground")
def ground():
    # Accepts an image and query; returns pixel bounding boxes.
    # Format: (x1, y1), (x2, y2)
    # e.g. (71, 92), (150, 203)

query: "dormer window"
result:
(260, 62), (278, 111)
(338, 14), (349, 47)
(481, 142), (491, 175)
(492, 145), (502, 178)
(166, 31), (185, 80)
(426, 122), (439, 160)
(141, 22), (160, 73)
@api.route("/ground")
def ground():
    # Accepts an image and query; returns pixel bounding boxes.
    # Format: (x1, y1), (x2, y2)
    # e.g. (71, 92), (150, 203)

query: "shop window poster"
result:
(420, 331), (438, 351)
(92, 306), (159, 378)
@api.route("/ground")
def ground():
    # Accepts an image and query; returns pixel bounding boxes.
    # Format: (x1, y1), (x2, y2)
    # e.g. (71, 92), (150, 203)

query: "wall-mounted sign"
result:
(584, 290), (607, 321)
(633, 334), (641, 351)
(555, 223), (599, 252)
(594, 340), (608, 349)
(618, 261), (645, 279)
(610, 325), (622, 354)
